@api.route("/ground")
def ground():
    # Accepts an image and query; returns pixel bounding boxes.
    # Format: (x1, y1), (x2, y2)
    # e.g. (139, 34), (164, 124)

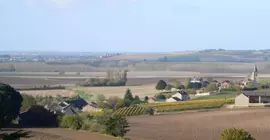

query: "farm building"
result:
(166, 90), (190, 102)
(55, 96), (89, 115)
(235, 91), (270, 107)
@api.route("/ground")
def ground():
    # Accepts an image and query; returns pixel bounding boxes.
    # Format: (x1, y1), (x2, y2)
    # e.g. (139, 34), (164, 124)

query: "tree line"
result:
(78, 69), (128, 87)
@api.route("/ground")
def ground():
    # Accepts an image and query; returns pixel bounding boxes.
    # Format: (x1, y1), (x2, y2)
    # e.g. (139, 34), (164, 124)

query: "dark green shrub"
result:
(19, 105), (58, 127)
(60, 115), (83, 130)
(90, 123), (103, 132)
(81, 121), (91, 130)
(221, 128), (255, 140)
(155, 80), (167, 90)
(104, 115), (129, 137)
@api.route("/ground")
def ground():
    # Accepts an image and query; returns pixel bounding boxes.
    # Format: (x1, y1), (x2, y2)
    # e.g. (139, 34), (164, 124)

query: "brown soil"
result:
(21, 128), (116, 140)
(127, 108), (270, 140)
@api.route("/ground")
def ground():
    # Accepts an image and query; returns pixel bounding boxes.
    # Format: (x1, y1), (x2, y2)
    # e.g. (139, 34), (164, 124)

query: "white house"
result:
(166, 91), (190, 102)
(195, 92), (211, 96)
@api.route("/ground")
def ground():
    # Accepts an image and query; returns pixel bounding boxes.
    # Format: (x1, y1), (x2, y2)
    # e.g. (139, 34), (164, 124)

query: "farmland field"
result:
(74, 84), (158, 98)
(20, 128), (116, 140)
(15, 108), (270, 140)
(127, 108), (270, 140)
(1, 71), (260, 88)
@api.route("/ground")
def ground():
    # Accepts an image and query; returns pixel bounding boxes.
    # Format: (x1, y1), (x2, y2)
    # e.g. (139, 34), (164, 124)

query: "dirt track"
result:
(127, 108), (270, 140)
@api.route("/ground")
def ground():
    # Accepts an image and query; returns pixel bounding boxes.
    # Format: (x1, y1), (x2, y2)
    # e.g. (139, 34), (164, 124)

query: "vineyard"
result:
(110, 99), (234, 117)
(142, 98), (234, 112)
(114, 106), (147, 116)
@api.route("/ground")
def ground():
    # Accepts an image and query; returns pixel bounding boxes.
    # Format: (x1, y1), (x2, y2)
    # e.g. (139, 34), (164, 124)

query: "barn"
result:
(235, 91), (270, 107)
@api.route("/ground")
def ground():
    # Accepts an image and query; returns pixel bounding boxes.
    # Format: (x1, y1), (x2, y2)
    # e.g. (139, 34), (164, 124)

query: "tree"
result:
(185, 89), (197, 95)
(21, 94), (37, 112)
(0, 83), (30, 139)
(172, 80), (182, 89)
(134, 95), (140, 101)
(155, 80), (167, 90)
(107, 96), (120, 110)
(19, 105), (58, 127)
(8, 64), (15, 72)
(205, 82), (218, 92)
(96, 94), (106, 108)
(133, 95), (141, 104)
(165, 84), (173, 91)
(104, 115), (129, 137)
(246, 82), (256, 88)
(60, 115), (83, 130)
(115, 99), (125, 109)
(185, 77), (192, 89)
(0, 83), (23, 128)
(221, 128), (255, 140)
(35, 95), (58, 111)
(155, 94), (166, 100)
(121, 69), (128, 83)
(144, 96), (149, 102)
(124, 89), (134, 101)
(205, 77), (213, 82)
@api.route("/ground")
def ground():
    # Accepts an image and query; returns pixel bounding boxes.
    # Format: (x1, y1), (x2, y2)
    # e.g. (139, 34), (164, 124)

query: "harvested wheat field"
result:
(127, 108), (270, 140)
(20, 90), (77, 97)
(76, 84), (158, 98)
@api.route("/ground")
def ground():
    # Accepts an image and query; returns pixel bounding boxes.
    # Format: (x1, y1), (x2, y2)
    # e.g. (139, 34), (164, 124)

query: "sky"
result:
(0, 0), (270, 52)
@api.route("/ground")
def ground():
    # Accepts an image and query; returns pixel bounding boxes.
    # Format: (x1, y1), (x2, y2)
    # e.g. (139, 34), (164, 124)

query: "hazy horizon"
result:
(1, 0), (270, 52)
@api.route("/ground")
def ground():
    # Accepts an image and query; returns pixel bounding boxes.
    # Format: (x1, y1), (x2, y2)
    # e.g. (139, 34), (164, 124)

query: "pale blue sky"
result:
(0, 0), (269, 52)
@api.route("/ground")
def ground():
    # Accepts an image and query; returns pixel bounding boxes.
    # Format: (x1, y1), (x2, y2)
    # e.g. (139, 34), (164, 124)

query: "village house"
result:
(55, 96), (89, 115)
(166, 90), (190, 102)
(235, 91), (270, 107)
(82, 102), (101, 113)
(221, 80), (231, 88)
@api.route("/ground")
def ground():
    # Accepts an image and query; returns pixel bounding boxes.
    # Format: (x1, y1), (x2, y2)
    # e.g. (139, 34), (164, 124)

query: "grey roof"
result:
(243, 91), (270, 96)
(172, 97), (181, 101)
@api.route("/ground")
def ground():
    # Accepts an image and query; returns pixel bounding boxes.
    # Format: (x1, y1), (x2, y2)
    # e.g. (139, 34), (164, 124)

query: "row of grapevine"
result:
(143, 98), (234, 112)
(114, 106), (147, 116)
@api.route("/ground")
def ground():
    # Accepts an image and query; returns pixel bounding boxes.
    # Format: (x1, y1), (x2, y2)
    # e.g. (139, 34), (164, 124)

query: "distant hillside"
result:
(155, 50), (270, 63)
(96, 50), (270, 63)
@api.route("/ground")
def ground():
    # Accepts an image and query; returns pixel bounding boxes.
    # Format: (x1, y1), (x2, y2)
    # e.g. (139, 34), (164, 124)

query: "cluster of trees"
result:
(60, 112), (129, 137)
(0, 64), (15, 72)
(17, 85), (65, 91)
(78, 70), (128, 87)
(0, 83), (30, 139)
(0, 83), (131, 139)
(155, 77), (222, 97)
(96, 89), (144, 111)
(155, 79), (185, 91)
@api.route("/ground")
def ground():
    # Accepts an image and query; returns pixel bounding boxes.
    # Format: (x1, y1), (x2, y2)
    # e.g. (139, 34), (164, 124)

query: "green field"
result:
(193, 92), (237, 100)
